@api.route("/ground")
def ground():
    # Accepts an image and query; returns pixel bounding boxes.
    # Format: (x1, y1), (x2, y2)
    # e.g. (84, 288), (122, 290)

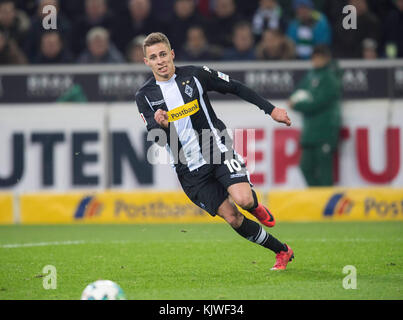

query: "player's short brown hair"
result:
(143, 32), (171, 56)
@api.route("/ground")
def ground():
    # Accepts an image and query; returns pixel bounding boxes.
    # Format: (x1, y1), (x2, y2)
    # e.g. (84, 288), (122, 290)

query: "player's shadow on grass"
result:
(294, 268), (341, 280)
(265, 268), (342, 281)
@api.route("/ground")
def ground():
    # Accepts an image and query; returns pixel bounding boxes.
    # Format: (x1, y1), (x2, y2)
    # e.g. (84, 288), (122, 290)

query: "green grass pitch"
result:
(0, 222), (402, 300)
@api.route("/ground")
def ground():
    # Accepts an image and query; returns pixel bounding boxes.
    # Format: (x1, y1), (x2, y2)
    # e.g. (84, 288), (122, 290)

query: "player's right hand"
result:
(271, 107), (291, 126)
(154, 109), (169, 128)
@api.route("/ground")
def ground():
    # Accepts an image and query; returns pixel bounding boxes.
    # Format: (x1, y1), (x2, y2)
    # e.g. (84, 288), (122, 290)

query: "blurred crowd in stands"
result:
(0, 0), (403, 65)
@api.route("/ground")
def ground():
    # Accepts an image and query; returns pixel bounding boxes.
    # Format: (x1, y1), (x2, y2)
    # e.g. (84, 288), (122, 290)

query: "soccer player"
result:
(135, 32), (294, 270)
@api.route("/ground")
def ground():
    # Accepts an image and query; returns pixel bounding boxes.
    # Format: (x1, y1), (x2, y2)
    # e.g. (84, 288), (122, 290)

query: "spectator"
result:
(78, 27), (124, 64)
(150, 0), (175, 24)
(256, 29), (296, 60)
(33, 31), (73, 64)
(208, 0), (243, 50)
(251, 0), (288, 40)
(59, 0), (84, 23)
(0, 30), (27, 64)
(0, 0), (30, 47)
(286, 0), (331, 60)
(332, 0), (381, 59)
(362, 38), (378, 60)
(104, 0), (128, 18)
(25, 0), (72, 62)
(222, 21), (256, 61)
(165, 0), (208, 52)
(384, 0), (403, 58)
(112, 0), (160, 53)
(321, 0), (391, 44)
(234, 0), (260, 20)
(71, 0), (115, 56)
(126, 35), (146, 63)
(366, 0), (395, 23)
(195, 0), (260, 19)
(178, 25), (221, 61)
(288, 45), (342, 186)
(197, 0), (211, 17)
(13, 0), (37, 17)
(321, 1), (345, 28)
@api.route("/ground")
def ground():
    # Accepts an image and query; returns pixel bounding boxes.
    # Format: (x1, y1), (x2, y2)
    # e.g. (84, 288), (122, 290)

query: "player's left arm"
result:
(197, 66), (291, 126)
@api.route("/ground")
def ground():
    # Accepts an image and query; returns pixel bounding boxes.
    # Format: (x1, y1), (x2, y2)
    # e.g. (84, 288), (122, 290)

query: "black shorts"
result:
(177, 152), (251, 216)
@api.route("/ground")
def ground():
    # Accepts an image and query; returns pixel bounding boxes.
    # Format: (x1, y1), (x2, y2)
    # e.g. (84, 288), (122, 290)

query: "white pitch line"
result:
(0, 240), (88, 248)
(0, 239), (133, 249)
(1, 238), (401, 249)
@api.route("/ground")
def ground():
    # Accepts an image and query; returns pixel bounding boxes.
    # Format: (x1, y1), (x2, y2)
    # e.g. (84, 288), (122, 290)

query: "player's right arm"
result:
(135, 92), (170, 147)
(136, 91), (171, 131)
(135, 92), (159, 132)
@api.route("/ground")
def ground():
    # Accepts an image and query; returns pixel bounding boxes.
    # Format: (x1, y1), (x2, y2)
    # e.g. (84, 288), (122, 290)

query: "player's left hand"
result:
(271, 107), (291, 126)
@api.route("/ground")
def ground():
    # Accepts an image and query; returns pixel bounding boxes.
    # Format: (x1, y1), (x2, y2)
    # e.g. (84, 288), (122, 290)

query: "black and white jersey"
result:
(135, 65), (275, 175)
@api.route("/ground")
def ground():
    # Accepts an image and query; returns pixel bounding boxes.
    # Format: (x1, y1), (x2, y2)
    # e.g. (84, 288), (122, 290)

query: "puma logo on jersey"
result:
(203, 65), (212, 73)
(167, 99), (199, 122)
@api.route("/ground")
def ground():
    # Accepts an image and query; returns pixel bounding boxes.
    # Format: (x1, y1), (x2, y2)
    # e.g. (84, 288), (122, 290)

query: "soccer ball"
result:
(81, 280), (126, 300)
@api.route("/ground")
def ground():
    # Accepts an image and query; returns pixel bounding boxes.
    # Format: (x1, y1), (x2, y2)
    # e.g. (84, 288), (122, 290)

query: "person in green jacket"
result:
(56, 84), (88, 103)
(288, 44), (342, 186)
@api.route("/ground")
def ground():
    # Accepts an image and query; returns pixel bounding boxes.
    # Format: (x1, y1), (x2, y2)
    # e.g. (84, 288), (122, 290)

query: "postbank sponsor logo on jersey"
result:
(167, 99), (200, 122)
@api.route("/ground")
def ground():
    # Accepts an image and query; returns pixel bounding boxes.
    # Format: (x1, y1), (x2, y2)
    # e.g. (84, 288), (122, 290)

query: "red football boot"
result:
(271, 244), (294, 270)
(251, 203), (276, 228)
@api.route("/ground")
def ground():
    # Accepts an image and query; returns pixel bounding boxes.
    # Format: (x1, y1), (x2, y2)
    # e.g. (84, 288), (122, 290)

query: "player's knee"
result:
(233, 194), (255, 210)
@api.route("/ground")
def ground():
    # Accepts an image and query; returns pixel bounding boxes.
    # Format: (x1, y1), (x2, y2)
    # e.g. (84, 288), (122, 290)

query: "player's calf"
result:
(218, 198), (291, 271)
(217, 199), (244, 228)
(232, 215), (288, 256)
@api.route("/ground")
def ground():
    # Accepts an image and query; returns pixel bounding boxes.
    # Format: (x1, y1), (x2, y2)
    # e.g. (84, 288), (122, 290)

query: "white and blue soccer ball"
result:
(81, 280), (126, 300)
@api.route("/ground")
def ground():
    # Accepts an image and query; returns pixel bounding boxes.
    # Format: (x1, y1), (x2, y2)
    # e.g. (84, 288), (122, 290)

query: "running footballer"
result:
(135, 32), (294, 270)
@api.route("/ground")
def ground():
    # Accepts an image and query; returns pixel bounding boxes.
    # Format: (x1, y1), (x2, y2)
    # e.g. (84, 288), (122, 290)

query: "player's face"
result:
(144, 42), (175, 81)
